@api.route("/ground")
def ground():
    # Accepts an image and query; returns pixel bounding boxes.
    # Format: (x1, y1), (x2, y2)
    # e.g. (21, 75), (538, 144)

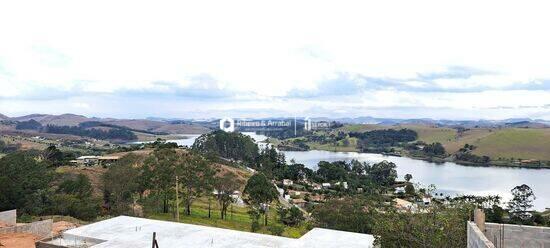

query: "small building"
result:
(335, 181), (348, 189)
(288, 190), (308, 197)
(97, 156), (120, 166)
(322, 183), (331, 188)
(283, 179), (294, 186)
(422, 197), (431, 205)
(309, 195), (325, 203)
(312, 183), (322, 190)
(394, 186), (406, 194)
(292, 198), (307, 208)
(393, 198), (416, 212)
(76, 156), (99, 166)
(357, 187), (364, 193)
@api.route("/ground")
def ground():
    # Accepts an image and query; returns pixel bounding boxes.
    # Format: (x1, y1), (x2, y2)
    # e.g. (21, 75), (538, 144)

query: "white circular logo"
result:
(219, 117), (235, 132)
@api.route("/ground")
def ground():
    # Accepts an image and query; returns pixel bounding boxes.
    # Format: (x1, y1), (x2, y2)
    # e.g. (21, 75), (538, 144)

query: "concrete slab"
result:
(55, 216), (374, 247)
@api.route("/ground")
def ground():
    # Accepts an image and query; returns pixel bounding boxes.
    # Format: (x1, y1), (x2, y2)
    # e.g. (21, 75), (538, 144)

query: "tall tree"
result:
(0, 152), (51, 213)
(103, 155), (140, 215)
(508, 184), (536, 222)
(144, 149), (179, 213)
(176, 152), (215, 215)
(244, 173), (278, 225)
(214, 171), (241, 219)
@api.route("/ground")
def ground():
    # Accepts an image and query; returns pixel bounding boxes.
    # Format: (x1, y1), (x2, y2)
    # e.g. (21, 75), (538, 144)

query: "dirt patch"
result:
(0, 221), (13, 228)
(0, 233), (39, 248)
(51, 221), (78, 236)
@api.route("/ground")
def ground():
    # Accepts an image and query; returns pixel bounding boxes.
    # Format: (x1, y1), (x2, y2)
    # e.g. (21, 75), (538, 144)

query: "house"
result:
(322, 183), (331, 188)
(283, 179), (294, 186)
(288, 190), (308, 197)
(357, 187), (364, 193)
(309, 195), (325, 203)
(76, 156), (99, 166)
(97, 156), (120, 166)
(75, 155), (120, 166)
(422, 197), (431, 206)
(335, 181), (348, 189)
(394, 186), (406, 194)
(312, 183), (322, 190)
(292, 198), (307, 208)
(393, 198), (416, 212)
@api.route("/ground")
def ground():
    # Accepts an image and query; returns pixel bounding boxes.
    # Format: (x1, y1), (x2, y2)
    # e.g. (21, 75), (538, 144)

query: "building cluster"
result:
(70, 155), (120, 166)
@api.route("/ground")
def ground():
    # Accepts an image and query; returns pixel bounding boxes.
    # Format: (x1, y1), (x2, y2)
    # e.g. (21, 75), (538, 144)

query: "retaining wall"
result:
(0, 209), (16, 225)
(485, 223), (550, 248)
(0, 219), (53, 239)
(467, 221), (496, 248)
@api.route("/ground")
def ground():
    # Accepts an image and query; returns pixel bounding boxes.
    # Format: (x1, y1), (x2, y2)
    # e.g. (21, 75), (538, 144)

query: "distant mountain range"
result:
(0, 113), (210, 134)
(2, 113), (548, 131)
(306, 116), (550, 128)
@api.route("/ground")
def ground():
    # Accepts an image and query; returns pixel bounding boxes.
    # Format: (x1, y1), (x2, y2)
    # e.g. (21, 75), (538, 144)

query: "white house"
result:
(322, 183), (331, 188)
(283, 179), (294, 186)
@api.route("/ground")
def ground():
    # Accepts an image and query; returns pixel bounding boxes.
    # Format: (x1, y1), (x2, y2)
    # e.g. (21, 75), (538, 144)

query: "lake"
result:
(172, 133), (550, 210)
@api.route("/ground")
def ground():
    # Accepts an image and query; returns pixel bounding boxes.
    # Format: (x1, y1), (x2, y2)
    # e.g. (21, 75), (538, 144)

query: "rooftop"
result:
(48, 216), (375, 247)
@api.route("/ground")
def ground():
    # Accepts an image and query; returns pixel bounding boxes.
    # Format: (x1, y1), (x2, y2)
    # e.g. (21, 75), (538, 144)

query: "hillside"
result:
(6, 113), (210, 134)
(0, 113), (8, 120)
(471, 128), (550, 160)
(332, 123), (550, 162)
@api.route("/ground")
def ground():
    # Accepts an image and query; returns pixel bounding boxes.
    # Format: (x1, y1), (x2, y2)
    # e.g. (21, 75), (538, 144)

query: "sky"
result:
(1, 0), (550, 120)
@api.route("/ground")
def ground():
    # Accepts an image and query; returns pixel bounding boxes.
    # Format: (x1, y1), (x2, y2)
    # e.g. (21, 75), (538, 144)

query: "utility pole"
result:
(175, 176), (179, 222)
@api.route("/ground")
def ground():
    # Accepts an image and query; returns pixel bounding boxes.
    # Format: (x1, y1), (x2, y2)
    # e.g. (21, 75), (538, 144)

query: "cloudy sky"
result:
(1, 0), (550, 120)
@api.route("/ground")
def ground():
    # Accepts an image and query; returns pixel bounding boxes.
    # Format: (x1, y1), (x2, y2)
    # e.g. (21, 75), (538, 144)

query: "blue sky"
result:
(1, 0), (550, 120)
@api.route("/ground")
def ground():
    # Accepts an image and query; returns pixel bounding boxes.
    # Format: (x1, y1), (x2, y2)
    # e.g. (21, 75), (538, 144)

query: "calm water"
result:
(174, 133), (550, 210)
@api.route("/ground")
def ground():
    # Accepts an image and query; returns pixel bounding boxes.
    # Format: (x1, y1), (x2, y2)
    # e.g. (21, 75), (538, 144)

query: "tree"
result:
(508, 184), (536, 222)
(373, 203), (471, 247)
(192, 130), (259, 164)
(40, 145), (64, 167)
(405, 184), (415, 195)
(0, 152), (51, 213)
(56, 174), (100, 221)
(214, 171), (241, 219)
(422, 142), (446, 156)
(312, 197), (374, 234)
(404, 174), (412, 182)
(368, 161), (397, 187)
(59, 174), (93, 198)
(176, 152), (215, 216)
(244, 173), (278, 226)
(103, 155), (140, 215)
(144, 149), (179, 213)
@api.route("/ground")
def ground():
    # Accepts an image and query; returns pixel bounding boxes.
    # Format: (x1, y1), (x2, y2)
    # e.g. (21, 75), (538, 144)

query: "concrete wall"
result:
(468, 221), (496, 248)
(0, 209), (16, 225)
(0, 219), (53, 239)
(485, 223), (550, 248)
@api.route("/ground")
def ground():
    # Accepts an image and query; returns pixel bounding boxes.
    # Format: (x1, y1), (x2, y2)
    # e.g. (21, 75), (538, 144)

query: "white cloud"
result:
(0, 0), (549, 118)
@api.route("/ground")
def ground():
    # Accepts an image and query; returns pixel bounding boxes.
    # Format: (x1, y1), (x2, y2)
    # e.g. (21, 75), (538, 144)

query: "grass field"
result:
(471, 128), (550, 160)
(147, 197), (310, 238)
(399, 125), (457, 145)
(323, 124), (550, 162)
